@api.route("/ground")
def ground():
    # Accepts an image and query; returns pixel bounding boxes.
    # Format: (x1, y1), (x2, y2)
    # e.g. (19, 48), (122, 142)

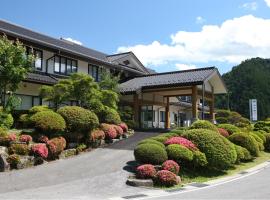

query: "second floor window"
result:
(54, 56), (77, 75)
(27, 47), (43, 70)
(88, 64), (100, 82)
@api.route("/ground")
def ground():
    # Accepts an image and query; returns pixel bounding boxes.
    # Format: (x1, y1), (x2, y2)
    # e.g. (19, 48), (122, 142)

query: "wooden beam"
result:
(138, 99), (166, 106)
(143, 86), (192, 93)
(165, 97), (170, 129)
(192, 86), (198, 120)
(209, 88), (215, 122)
(133, 94), (140, 128)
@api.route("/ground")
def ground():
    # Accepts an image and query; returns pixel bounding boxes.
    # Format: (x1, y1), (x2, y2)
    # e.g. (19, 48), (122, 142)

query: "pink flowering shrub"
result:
(8, 133), (17, 142)
(118, 123), (128, 132)
(100, 123), (117, 140)
(162, 160), (180, 175)
(165, 137), (198, 151)
(19, 134), (32, 144)
(136, 164), (156, 179)
(218, 128), (229, 138)
(38, 135), (49, 143)
(113, 125), (124, 137)
(155, 170), (178, 186)
(31, 143), (48, 158)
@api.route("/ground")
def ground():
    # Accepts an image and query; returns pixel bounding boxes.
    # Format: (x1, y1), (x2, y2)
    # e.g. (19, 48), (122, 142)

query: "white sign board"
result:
(249, 99), (258, 121)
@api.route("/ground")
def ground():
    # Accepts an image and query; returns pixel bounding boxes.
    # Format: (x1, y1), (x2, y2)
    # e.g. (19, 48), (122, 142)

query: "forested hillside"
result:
(215, 58), (270, 120)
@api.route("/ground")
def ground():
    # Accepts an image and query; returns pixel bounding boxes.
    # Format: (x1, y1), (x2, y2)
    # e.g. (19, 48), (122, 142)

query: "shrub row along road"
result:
(0, 132), (160, 200)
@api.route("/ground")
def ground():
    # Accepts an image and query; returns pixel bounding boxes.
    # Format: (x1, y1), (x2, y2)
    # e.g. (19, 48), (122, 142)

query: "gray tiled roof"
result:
(25, 72), (58, 85)
(119, 67), (216, 93)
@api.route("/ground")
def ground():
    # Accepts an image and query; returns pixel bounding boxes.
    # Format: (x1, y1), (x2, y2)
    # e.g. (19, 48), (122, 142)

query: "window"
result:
(54, 56), (77, 75)
(26, 47), (43, 70)
(88, 64), (100, 82)
(13, 94), (41, 110)
(160, 111), (165, 122)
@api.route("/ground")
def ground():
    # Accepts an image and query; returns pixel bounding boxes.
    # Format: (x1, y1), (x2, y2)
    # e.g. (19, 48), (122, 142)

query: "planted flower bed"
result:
(128, 118), (270, 188)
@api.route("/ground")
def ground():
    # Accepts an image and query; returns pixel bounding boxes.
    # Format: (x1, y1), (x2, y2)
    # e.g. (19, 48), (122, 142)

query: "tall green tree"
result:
(0, 35), (34, 109)
(215, 58), (270, 120)
(99, 71), (120, 93)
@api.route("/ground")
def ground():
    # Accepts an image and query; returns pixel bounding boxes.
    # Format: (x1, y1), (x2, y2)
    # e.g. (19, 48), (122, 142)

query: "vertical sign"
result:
(249, 99), (258, 122)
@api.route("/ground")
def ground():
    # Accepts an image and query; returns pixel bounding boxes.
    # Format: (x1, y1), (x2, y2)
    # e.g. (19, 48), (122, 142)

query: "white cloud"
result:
(196, 16), (206, 24)
(265, 0), (270, 7)
(117, 15), (270, 66)
(241, 2), (258, 10)
(175, 63), (197, 71)
(63, 37), (83, 45)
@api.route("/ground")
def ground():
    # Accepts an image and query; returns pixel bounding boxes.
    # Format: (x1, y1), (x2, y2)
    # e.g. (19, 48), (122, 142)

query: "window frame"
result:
(54, 55), (77, 75)
(88, 64), (99, 82)
(26, 47), (43, 71)
(160, 111), (165, 122)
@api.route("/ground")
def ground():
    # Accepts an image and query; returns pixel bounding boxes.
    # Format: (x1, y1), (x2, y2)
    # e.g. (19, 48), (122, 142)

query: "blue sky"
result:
(1, 0), (270, 74)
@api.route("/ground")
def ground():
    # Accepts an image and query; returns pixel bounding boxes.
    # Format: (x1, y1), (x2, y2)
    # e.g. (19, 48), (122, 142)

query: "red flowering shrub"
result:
(90, 129), (105, 141)
(8, 133), (17, 142)
(47, 137), (66, 158)
(136, 164), (156, 179)
(155, 170), (178, 186)
(31, 144), (48, 158)
(218, 128), (229, 138)
(113, 125), (124, 137)
(100, 123), (117, 139)
(162, 160), (180, 175)
(19, 134), (32, 144)
(165, 137), (198, 151)
(38, 135), (49, 143)
(118, 123), (128, 132)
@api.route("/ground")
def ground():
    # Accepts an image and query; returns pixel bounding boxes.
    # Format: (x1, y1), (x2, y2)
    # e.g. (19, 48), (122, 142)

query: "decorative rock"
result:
(176, 176), (181, 185)
(59, 149), (77, 159)
(67, 143), (78, 149)
(126, 176), (154, 187)
(10, 141), (27, 145)
(0, 146), (8, 155)
(0, 154), (10, 172)
(17, 156), (34, 169)
(112, 139), (120, 143)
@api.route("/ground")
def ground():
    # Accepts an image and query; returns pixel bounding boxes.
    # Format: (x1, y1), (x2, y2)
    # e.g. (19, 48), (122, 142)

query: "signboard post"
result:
(249, 99), (258, 122)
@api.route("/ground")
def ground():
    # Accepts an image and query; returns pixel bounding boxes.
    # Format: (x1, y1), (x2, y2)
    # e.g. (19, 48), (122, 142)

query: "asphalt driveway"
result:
(0, 132), (160, 200)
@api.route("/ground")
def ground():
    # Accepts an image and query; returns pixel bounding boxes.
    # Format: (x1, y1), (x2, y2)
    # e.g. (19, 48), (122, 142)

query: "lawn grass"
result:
(180, 151), (270, 184)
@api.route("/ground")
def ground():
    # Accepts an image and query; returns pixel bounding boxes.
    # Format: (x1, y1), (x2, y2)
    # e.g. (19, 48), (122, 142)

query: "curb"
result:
(110, 160), (270, 200)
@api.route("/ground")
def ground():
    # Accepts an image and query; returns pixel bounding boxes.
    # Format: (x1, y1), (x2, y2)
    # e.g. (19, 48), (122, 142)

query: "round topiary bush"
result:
(253, 131), (266, 144)
(264, 133), (270, 151)
(19, 114), (32, 128)
(162, 160), (180, 174)
(31, 111), (66, 134)
(218, 128), (229, 138)
(113, 125), (124, 137)
(118, 122), (128, 132)
(164, 137), (198, 151)
(19, 134), (32, 144)
(134, 143), (168, 165)
(190, 120), (218, 132)
(154, 170), (178, 187)
(0, 112), (14, 129)
(98, 106), (121, 124)
(192, 150), (208, 167)
(137, 139), (165, 149)
(228, 132), (259, 156)
(89, 129), (105, 142)
(218, 124), (240, 135)
(29, 105), (50, 114)
(183, 129), (237, 170)
(151, 136), (169, 144)
(234, 144), (245, 163)
(166, 144), (194, 162)
(47, 136), (66, 159)
(31, 143), (48, 158)
(136, 164), (157, 179)
(100, 123), (117, 140)
(57, 106), (99, 132)
(250, 133), (264, 151)
(8, 144), (29, 155)
(216, 117), (229, 124)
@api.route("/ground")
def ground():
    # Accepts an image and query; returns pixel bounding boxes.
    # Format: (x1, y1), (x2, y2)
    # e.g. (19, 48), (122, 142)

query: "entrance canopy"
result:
(119, 67), (227, 129)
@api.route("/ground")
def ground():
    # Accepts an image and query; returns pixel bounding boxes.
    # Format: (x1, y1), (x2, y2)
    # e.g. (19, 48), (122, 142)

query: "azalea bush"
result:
(19, 134), (32, 144)
(218, 128), (229, 138)
(31, 143), (48, 158)
(47, 137), (66, 159)
(164, 137), (198, 151)
(119, 123), (128, 132)
(100, 123), (117, 140)
(7, 154), (20, 169)
(113, 125), (123, 137)
(154, 170), (178, 187)
(89, 129), (105, 142)
(162, 160), (180, 175)
(38, 135), (49, 143)
(136, 164), (156, 179)
(8, 143), (29, 155)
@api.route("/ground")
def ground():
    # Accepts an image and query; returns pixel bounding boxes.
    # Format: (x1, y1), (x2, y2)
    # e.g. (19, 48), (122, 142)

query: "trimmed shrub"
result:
(183, 129), (237, 170)
(164, 137), (198, 151)
(169, 129), (186, 136)
(136, 164), (156, 179)
(228, 132), (259, 156)
(254, 121), (270, 132)
(154, 170), (178, 187)
(216, 117), (229, 124)
(100, 123), (117, 140)
(0, 127), (7, 137)
(37, 135), (49, 143)
(57, 106), (99, 132)
(89, 129), (105, 142)
(76, 143), (87, 153)
(137, 139), (165, 149)
(31, 143), (48, 158)
(218, 128), (229, 138)
(151, 136), (169, 144)
(0, 112), (14, 129)
(166, 144), (193, 161)
(7, 154), (20, 168)
(19, 134), (32, 144)
(8, 133), (17, 142)
(98, 106), (121, 124)
(250, 133), (264, 151)
(134, 143), (168, 165)
(113, 125), (124, 137)
(216, 109), (231, 118)
(118, 123), (128, 132)
(162, 160), (180, 174)
(193, 151), (208, 167)
(234, 144), (245, 163)
(253, 131), (266, 144)
(218, 124), (240, 135)
(264, 133), (270, 151)
(29, 105), (50, 114)
(9, 144), (29, 155)
(31, 111), (66, 134)
(190, 120), (218, 132)
(47, 137), (66, 158)
(18, 114), (32, 128)
(0, 127), (10, 146)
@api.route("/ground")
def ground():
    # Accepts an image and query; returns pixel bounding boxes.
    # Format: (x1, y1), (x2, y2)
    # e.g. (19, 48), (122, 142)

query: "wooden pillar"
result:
(210, 93), (215, 122)
(133, 94), (139, 128)
(165, 97), (170, 129)
(192, 86), (198, 121)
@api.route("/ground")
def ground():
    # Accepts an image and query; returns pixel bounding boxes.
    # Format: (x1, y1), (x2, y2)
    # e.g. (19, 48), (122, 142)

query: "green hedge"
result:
(98, 106), (121, 124)
(218, 124), (240, 135)
(190, 120), (218, 132)
(166, 144), (194, 161)
(183, 129), (237, 170)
